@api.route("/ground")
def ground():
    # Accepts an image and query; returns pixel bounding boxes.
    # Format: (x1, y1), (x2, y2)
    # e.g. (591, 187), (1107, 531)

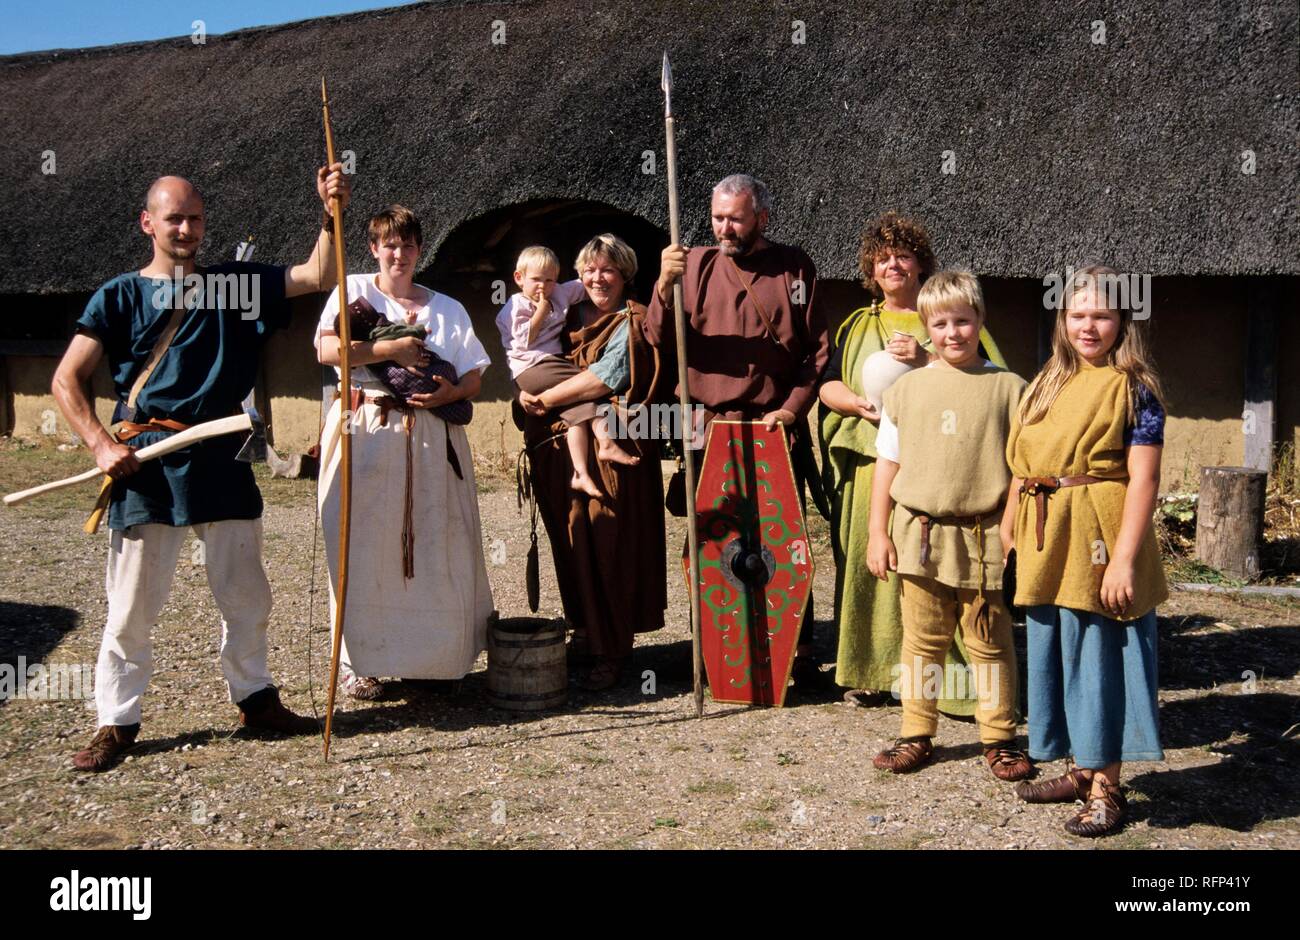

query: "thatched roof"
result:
(1, 0), (1295, 294)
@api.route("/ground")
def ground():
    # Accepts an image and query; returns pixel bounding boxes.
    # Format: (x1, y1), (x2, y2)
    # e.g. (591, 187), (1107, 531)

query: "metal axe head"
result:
(234, 393), (267, 463)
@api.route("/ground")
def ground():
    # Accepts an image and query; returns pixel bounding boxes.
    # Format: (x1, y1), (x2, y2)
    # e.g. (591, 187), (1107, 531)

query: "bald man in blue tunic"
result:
(52, 165), (351, 771)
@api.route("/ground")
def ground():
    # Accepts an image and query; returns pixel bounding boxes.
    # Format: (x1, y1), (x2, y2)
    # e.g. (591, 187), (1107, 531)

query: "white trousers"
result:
(96, 519), (275, 726)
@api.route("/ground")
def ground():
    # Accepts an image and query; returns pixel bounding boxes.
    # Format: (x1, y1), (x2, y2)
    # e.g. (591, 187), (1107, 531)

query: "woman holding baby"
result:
(315, 204), (495, 701)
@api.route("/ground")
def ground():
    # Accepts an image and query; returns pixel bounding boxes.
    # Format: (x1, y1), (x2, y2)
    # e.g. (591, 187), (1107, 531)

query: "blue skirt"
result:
(1025, 605), (1163, 767)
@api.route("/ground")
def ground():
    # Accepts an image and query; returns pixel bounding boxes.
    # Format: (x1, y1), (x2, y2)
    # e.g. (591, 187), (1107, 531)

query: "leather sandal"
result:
(344, 675), (385, 701)
(72, 723), (140, 773)
(577, 658), (622, 692)
(983, 742), (1033, 781)
(1064, 777), (1128, 838)
(844, 688), (894, 708)
(1014, 765), (1091, 804)
(872, 736), (933, 773)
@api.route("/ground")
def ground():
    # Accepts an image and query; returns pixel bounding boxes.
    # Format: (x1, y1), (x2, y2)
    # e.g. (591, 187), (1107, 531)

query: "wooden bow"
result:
(321, 77), (353, 761)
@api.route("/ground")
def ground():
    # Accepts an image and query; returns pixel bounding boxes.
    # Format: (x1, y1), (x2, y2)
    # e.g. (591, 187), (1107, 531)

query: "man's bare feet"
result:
(595, 438), (640, 466)
(571, 471), (604, 499)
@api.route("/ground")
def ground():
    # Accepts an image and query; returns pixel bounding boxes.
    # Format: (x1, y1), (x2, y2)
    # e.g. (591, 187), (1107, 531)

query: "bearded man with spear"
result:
(647, 59), (831, 699)
(47, 159), (351, 772)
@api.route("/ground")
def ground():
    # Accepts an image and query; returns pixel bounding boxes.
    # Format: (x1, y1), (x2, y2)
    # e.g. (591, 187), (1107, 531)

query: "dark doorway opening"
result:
(424, 199), (670, 403)
(425, 199), (669, 306)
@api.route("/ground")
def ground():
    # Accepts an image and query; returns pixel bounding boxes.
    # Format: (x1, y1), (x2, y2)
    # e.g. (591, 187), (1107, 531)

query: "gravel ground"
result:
(1, 441), (1297, 850)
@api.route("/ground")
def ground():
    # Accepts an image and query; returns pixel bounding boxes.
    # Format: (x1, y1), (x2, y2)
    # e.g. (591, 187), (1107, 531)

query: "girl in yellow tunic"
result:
(1001, 264), (1168, 838)
(819, 213), (1005, 715)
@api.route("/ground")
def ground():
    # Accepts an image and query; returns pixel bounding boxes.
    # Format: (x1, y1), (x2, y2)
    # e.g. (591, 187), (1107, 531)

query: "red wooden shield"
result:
(684, 420), (814, 706)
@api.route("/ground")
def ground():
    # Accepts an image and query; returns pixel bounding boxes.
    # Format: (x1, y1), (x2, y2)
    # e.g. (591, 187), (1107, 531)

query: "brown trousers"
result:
(516, 358), (602, 427)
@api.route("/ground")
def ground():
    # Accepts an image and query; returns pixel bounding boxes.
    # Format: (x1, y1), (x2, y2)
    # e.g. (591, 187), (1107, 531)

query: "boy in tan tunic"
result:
(865, 271), (1032, 780)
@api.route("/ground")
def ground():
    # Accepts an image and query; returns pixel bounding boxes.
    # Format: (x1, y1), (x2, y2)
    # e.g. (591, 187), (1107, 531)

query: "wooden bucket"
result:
(486, 614), (568, 711)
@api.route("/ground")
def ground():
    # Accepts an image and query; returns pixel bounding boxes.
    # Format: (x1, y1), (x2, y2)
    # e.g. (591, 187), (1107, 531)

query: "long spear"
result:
(662, 52), (705, 719)
(321, 77), (353, 760)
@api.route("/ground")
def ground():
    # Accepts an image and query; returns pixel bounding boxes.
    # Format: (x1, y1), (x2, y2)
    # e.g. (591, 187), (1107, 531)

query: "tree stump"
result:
(1196, 466), (1267, 580)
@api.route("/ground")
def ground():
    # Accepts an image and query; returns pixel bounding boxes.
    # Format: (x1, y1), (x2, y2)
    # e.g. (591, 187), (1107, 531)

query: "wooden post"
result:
(320, 364), (335, 427)
(0, 354), (11, 437)
(1196, 466), (1267, 580)
(1242, 278), (1278, 474)
(1036, 305), (1054, 368)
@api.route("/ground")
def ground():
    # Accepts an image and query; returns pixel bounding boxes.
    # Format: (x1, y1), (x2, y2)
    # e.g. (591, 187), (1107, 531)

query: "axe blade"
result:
(234, 392), (267, 463)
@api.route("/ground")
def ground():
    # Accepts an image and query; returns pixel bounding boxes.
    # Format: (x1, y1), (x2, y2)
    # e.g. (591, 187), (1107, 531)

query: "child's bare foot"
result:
(596, 438), (640, 466)
(570, 470), (604, 499)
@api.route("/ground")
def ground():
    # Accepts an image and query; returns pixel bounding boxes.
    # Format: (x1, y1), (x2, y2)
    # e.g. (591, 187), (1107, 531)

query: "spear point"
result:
(661, 51), (673, 115)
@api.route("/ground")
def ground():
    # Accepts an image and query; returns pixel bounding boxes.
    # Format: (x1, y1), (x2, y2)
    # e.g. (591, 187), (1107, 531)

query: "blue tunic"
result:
(76, 262), (290, 529)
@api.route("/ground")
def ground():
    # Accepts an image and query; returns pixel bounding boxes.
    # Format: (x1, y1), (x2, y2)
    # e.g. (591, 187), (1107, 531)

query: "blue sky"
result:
(0, 0), (419, 55)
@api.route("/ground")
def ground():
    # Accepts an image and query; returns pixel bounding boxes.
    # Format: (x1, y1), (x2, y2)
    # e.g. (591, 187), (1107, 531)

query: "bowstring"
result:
(305, 215), (329, 731)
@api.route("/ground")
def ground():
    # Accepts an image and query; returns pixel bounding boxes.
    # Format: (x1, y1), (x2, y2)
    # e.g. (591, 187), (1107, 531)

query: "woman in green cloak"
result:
(818, 212), (1007, 714)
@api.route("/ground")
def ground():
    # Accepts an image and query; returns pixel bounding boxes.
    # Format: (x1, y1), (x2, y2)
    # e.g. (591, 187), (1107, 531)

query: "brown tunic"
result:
(523, 299), (667, 658)
(643, 242), (830, 420)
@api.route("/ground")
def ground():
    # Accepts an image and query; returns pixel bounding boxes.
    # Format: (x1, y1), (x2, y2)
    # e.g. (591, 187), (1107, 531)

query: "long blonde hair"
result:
(1018, 264), (1166, 425)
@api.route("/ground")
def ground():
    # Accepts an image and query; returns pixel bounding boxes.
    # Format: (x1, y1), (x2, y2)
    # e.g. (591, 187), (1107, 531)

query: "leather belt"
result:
(1020, 475), (1106, 551)
(115, 417), (192, 443)
(903, 504), (1003, 643)
(908, 506), (1003, 567)
(366, 392), (408, 429)
(331, 387), (464, 580)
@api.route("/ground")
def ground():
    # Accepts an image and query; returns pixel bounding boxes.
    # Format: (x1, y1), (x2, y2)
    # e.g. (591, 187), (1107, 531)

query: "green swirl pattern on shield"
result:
(692, 421), (814, 705)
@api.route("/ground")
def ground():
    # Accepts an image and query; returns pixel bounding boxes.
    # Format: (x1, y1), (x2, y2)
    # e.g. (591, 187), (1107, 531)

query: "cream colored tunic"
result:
(318, 401), (494, 679)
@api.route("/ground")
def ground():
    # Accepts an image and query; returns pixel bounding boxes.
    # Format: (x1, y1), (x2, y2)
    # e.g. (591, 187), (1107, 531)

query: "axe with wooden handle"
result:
(3, 415), (253, 528)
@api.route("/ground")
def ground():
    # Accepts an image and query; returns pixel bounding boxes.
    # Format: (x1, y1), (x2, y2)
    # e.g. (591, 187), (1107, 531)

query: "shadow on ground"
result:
(1158, 615), (1300, 692)
(1129, 692), (1300, 831)
(0, 600), (82, 709)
